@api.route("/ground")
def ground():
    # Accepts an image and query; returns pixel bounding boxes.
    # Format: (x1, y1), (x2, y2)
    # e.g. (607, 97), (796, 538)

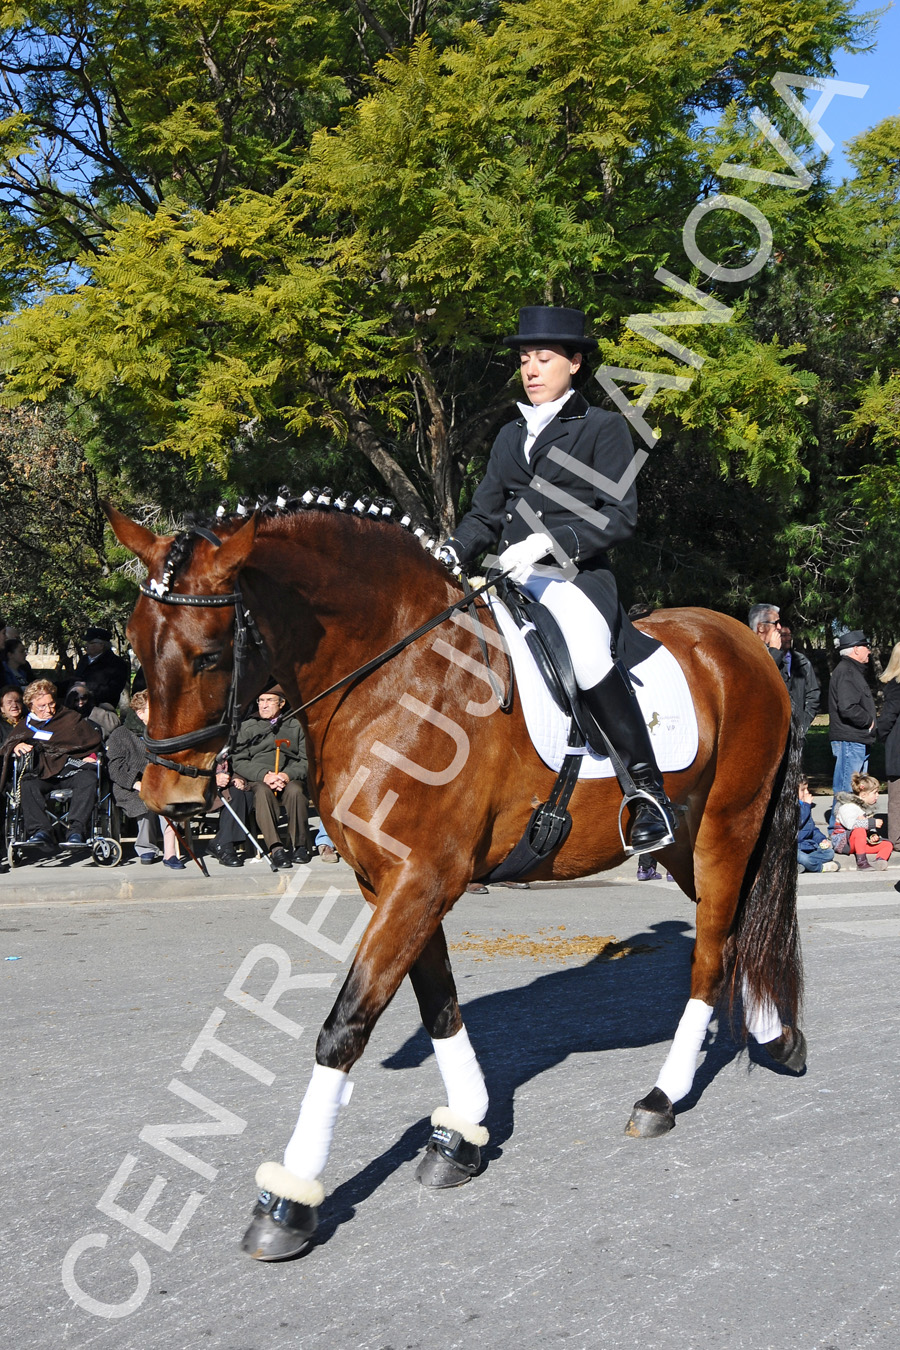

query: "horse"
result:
(105, 499), (804, 1262)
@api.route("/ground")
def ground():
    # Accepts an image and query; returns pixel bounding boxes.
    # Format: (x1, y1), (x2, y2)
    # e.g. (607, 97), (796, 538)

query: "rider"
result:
(439, 304), (675, 852)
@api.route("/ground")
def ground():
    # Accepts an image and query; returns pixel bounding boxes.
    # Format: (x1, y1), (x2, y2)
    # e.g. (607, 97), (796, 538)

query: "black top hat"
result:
(504, 306), (598, 353)
(838, 629), (869, 650)
(84, 625), (111, 642)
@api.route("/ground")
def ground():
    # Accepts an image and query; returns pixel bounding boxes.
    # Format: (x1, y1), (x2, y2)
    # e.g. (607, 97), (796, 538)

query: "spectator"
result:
(828, 630), (875, 820)
(208, 760), (253, 868)
(831, 772), (892, 871)
(1, 685), (23, 744)
(1, 638), (32, 690)
(72, 626), (130, 708)
(779, 626), (820, 735)
(797, 778), (839, 872)
(232, 686), (312, 870)
(106, 690), (182, 867)
(314, 822), (339, 863)
(64, 681), (120, 742)
(1, 679), (101, 853)
(876, 640), (900, 854)
(748, 602), (784, 660)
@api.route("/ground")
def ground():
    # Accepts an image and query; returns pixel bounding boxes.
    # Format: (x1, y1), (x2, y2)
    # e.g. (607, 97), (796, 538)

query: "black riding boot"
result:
(580, 662), (676, 853)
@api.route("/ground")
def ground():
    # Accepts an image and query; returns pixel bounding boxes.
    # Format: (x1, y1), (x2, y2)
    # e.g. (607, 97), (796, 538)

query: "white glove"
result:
(497, 533), (551, 582)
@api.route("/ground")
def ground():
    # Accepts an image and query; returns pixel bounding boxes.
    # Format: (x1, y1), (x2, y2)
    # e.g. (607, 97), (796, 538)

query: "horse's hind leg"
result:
(408, 925), (489, 1188)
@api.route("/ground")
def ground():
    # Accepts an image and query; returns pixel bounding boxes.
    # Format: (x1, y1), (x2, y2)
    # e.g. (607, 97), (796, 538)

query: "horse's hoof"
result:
(240, 1190), (318, 1261)
(415, 1124), (482, 1188)
(625, 1087), (676, 1138)
(762, 1025), (807, 1073)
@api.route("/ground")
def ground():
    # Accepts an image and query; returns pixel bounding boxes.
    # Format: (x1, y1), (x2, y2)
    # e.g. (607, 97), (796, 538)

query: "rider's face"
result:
(519, 346), (582, 405)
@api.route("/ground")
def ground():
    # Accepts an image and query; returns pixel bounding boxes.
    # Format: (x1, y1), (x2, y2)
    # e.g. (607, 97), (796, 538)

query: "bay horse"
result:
(106, 499), (804, 1261)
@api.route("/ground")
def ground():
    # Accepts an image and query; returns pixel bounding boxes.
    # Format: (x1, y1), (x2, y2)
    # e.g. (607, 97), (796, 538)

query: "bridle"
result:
(138, 526), (263, 779)
(137, 523), (512, 782)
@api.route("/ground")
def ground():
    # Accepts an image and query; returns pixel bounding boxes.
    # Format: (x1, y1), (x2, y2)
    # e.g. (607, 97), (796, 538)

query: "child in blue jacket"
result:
(798, 778), (839, 872)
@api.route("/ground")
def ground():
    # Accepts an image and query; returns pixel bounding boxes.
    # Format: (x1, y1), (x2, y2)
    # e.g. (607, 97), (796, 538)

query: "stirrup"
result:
(617, 789), (677, 856)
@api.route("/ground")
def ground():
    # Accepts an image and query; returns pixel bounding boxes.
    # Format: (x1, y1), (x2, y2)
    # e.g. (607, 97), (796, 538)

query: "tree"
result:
(0, 0), (867, 536)
(0, 400), (129, 654)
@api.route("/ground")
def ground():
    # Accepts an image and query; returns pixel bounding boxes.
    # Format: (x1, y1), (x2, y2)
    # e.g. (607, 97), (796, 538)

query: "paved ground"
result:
(1, 841), (898, 1350)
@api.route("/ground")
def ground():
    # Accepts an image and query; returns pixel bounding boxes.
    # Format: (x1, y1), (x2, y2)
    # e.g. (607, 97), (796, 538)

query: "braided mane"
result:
(162, 488), (440, 585)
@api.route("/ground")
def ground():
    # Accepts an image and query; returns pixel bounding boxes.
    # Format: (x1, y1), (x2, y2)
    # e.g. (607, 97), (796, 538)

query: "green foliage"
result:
(0, 401), (128, 647)
(3, 0), (899, 646)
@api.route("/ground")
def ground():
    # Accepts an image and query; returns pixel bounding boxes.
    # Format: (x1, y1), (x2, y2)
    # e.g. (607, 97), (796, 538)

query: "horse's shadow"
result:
(316, 919), (761, 1245)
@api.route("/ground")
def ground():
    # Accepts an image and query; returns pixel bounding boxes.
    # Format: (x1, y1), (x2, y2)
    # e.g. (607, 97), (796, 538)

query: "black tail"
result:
(727, 718), (803, 1031)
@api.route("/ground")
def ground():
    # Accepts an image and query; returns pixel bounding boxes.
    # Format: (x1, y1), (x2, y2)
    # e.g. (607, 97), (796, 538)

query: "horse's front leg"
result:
(408, 924), (489, 1189)
(241, 872), (461, 1261)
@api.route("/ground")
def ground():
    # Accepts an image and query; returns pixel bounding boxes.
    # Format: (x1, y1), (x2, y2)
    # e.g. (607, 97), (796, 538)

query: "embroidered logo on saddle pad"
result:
(488, 598), (699, 781)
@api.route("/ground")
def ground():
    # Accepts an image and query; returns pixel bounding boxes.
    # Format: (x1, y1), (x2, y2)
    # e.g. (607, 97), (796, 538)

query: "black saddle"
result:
(500, 582), (610, 756)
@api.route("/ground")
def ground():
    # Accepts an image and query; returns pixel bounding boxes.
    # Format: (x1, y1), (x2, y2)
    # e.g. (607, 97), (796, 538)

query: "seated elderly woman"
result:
(64, 681), (121, 742)
(0, 685), (24, 747)
(106, 689), (183, 868)
(2, 678), (102, 853)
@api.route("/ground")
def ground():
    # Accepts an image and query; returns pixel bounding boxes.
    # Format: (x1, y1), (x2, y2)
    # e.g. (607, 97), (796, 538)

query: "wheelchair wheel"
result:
(92, 837), (123, 867)
(4, 799), (24, 869)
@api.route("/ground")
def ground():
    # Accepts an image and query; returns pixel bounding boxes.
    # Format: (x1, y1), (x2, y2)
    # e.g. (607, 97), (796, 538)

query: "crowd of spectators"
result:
(0, 616), (336, 871)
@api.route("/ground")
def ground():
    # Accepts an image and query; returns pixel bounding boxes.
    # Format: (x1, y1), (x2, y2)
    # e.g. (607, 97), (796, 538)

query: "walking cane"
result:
(273, 738), (290, 785)
(219, 793), (279, 874)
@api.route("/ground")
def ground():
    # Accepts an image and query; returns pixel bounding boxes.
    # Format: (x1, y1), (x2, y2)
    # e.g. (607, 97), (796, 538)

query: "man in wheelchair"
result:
(2, 678), (102, 855)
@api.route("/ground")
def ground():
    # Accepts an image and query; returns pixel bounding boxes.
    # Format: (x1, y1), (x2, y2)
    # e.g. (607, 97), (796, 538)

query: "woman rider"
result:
(439, 305), (675, 852)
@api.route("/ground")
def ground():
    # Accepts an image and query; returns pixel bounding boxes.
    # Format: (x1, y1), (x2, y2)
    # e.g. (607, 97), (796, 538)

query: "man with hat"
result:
(829, 629), (876, 818)
(72, 625), (130, 709)
(439, 305), (674, 852)
(232, 686), (313, 869)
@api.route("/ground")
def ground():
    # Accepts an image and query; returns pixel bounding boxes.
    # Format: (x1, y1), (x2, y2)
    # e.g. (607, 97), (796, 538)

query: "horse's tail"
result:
(727, 717), (803, 1030)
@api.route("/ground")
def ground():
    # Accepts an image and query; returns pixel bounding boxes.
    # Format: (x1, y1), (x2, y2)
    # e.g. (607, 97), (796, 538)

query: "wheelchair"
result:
(3, 750), (123, 868)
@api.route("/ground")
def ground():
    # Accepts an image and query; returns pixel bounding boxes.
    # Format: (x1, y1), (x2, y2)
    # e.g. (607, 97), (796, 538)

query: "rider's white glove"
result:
(498, 532), (551, 582)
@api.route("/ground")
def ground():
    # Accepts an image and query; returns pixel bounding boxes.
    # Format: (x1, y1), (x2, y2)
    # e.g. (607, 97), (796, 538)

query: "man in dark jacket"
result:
(72, 626), (130, 708)
(779, 626), (820, 736)
(232, 687), (312, 869)
(828, 630), (875, 817)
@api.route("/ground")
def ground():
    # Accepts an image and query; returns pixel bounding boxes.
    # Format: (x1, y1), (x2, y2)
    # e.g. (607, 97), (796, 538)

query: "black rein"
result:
(138, 528), (511, 780)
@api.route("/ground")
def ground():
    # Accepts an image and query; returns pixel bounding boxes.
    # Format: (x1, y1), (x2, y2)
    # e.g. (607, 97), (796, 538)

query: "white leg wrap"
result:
(655, 998), (714, 1104)
(431, 1026), (489, 1124)
(742, 976), (783, 1044)
(283, 1063), (353, 1182)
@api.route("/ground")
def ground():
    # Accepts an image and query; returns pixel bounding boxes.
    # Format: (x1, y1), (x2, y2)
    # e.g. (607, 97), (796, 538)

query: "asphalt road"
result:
(1, 848), (897, 1350)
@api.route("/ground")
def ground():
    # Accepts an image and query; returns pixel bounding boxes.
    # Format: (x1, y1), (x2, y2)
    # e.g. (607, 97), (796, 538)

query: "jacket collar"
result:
(514, 389), (590, 427)
(527, 390), (590, 460)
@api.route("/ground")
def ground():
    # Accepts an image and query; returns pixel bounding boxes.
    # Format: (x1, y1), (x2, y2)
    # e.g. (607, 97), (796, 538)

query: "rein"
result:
(138, 525), (511, 778)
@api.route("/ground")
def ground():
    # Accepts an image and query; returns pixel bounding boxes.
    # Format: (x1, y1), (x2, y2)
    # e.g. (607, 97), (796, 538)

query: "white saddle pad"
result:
(488, 598), (698, 780)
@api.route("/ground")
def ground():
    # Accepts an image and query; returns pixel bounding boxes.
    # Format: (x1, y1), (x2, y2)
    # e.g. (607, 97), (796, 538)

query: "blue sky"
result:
(828, 2), (900, 180)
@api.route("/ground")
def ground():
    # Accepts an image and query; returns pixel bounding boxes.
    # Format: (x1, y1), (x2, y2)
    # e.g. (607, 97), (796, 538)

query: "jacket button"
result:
(536, 510), (543, 519)
(505, 512), (512, 522)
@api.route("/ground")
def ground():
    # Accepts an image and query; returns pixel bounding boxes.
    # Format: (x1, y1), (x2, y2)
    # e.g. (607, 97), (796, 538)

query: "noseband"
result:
(138, 526), (261, 779)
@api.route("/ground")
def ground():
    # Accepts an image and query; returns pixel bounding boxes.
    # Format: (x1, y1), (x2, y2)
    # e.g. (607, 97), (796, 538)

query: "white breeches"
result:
(518, 571), (613, 688)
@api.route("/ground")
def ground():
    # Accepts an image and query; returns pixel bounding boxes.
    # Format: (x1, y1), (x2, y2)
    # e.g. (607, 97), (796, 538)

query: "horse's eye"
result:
(193, 652), (221, 674)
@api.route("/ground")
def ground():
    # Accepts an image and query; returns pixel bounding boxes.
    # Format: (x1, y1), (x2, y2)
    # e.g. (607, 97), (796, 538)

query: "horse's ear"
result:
(210, 513), (258, 580)
(103, 502), (171, 566)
